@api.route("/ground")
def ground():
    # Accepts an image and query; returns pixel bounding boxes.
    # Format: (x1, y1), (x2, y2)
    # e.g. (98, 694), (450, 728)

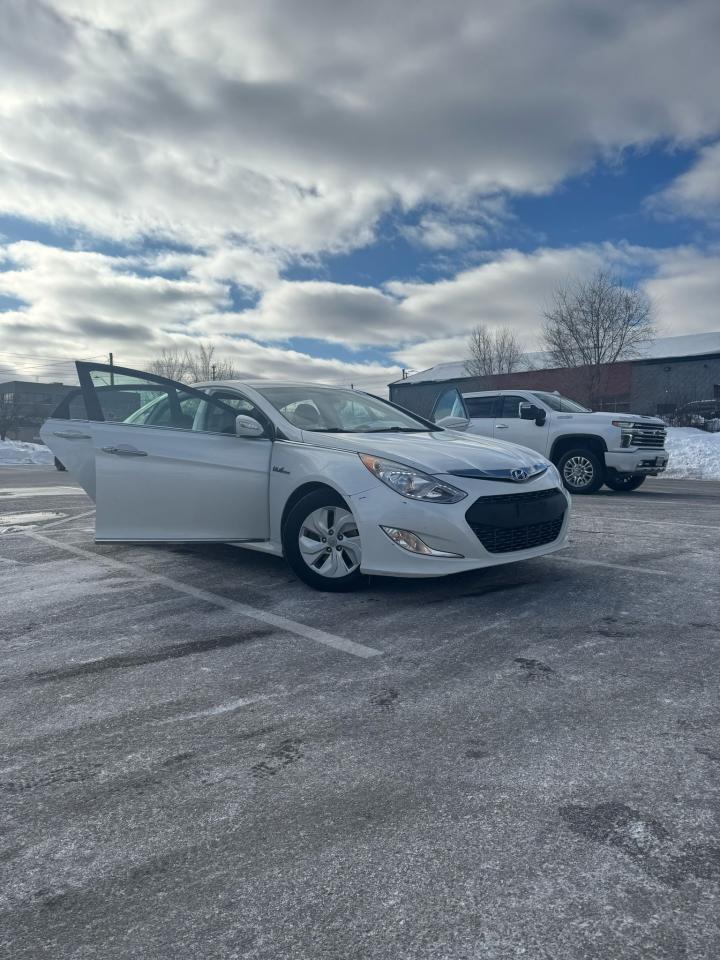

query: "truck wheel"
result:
(604, 473), (646, 492)
(556, 448), (604, 494)
(282, 488), (364, 591)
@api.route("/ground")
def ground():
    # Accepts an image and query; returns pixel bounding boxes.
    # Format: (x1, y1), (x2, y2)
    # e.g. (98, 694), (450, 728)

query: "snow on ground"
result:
(664, 427), (720, 481)
(0, 440), (55, 465)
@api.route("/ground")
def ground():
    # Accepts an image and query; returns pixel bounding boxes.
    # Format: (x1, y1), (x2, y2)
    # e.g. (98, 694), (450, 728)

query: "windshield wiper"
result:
(362, 427), (427, 433)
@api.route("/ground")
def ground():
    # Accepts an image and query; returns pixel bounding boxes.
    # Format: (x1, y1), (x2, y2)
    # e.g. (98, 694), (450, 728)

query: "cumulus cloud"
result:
(2, 1), (720, 386)
(3, 0), (720, 253)
(649, 141), (720, 222)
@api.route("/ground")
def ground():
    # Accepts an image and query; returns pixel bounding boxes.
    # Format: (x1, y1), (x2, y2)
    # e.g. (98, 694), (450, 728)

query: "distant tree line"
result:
(150, 343), (239, 383)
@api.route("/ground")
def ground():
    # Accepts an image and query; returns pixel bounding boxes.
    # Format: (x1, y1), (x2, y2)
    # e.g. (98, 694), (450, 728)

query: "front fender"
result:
(268, 441), (380, 547)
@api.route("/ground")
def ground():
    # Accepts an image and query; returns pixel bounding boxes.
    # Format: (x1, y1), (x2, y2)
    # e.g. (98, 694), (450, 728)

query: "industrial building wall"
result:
(390, 361), (633, 417)
(630, 355), (720, 415)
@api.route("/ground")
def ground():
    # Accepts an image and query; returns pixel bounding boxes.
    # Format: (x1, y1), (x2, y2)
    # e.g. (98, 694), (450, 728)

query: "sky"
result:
(1, 0), (720, 393)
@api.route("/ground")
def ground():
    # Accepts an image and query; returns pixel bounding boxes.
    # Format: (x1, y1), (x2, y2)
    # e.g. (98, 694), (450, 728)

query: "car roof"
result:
(193, 379), (360, 391)
(463, 389), (536, 397)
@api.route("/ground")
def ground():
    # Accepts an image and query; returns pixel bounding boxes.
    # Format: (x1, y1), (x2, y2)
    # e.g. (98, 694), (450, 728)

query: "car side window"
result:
(465, 396), (497, 418)
(498, 395), (527, 419)
(200, 390), (269, 435)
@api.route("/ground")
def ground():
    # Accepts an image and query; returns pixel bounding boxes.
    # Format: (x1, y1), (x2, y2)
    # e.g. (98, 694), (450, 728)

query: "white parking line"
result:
(157, 696), (269, 723)
(572, 515), (720, 530)
(547, 555), (667, 576)
(22, 530), (382, 660)
(43, 508), (97, 529)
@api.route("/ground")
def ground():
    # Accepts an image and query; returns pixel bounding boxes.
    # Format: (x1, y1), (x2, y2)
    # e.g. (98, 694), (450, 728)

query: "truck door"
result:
(493, 395), (550, 453)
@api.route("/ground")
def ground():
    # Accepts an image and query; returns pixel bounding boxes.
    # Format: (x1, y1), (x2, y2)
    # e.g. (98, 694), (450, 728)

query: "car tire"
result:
(604, 472), (646, 492)
(556, 448), (604, 494)
(283, 488), (364, 592)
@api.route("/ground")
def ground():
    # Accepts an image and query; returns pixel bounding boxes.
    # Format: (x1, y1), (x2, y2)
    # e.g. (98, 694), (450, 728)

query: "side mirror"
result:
(235, 414), (265, 438)
(435, 415), (470, 431)
(520, 403), (546, 426)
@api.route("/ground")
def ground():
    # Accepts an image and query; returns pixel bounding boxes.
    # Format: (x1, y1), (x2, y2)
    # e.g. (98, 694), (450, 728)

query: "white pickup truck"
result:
(431, 387), (669, 494)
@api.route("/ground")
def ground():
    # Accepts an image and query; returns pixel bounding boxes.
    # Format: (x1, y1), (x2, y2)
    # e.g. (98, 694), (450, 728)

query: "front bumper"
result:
(604, 449), (669, 475)
(349, 474), (571, 578)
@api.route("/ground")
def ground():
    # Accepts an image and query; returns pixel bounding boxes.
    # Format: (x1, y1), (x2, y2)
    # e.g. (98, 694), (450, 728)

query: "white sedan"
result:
(41, 362), (571, 591)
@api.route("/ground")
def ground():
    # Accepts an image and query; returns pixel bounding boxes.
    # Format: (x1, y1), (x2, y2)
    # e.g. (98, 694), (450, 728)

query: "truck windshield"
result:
(532, 392), (590, 413)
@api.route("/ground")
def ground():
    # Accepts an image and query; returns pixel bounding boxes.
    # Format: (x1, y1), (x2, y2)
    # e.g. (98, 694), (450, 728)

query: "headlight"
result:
(359, 454), (467, 503)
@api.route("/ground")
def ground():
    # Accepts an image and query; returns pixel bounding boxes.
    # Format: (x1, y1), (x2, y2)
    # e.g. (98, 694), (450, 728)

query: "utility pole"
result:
(108, 352), (115, 386)
(211, 363), (217, 381)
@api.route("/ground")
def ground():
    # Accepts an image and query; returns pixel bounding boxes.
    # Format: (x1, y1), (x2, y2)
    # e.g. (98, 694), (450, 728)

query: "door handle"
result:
(53, 431), (91, 440)
(495, 423), (509, 429)
(102, 444), (148, 457)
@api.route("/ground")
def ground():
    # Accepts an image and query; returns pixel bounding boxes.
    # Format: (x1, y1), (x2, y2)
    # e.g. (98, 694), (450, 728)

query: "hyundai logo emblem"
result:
(510, 468), (529, 482)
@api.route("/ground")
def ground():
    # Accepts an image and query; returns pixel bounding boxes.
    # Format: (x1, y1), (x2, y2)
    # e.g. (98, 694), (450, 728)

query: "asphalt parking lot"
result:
(1, 466), (719, 959)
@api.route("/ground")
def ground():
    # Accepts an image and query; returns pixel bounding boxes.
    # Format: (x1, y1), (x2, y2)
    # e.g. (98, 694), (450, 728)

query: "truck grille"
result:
(629, 424), (666, 448)
(465, 488), (566, 554)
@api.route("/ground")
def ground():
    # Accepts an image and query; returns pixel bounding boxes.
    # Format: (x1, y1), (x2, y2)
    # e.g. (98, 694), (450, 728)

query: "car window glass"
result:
(532, 392), (589, 413)
(86, 371), (235, 432)
(465, 396), (496, 418)
(201, 391), (264, 435)
(433, 389), (465, 421)
(256, 385), (433, 432)
(499, 395), (527, 419)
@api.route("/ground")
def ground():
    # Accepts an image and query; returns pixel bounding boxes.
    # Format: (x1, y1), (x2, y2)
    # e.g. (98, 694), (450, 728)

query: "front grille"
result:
(465, 488), (566, 554)
(629, 424), (666, 448)
(470, 516), (564, 554)
(469, 488), (559, 506)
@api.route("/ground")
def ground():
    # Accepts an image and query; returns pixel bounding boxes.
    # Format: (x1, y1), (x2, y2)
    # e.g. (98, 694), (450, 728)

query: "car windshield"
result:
(255, 385), (436, 432)
(532, 391), (590, 413)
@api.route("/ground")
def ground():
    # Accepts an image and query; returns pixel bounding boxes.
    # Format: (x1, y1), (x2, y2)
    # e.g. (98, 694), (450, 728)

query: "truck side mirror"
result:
(520, 403), (546, 426)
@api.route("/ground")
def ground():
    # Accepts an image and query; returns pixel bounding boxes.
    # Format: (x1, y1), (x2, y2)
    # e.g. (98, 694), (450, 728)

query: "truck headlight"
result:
(359, 454), (467, 503)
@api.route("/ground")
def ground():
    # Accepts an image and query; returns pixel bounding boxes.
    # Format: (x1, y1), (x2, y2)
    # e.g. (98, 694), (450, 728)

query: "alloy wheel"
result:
(298, 506), (361, 579)
(562, 455), (595, 489)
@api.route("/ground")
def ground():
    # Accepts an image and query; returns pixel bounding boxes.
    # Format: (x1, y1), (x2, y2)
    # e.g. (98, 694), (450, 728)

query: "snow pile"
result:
(664, 428), (720, 480)
(0, 439), (55, 465)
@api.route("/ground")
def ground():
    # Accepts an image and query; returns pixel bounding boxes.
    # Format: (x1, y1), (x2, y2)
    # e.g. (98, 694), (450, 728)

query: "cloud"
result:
(643, 248), (720, 335)
(2, 0), (720, 256)
(649, 141), (720, 222)
(0, 241), (401, 390)
(3, 2), (720, 391)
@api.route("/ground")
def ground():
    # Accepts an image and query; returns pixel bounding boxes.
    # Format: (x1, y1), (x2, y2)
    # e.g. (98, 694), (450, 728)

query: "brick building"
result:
(389, 332), (720, 419)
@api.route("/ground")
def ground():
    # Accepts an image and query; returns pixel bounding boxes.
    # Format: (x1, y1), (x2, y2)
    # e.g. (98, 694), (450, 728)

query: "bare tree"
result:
(149, 343), (238, 383)
(150, 348), (188, 382)
(542, 270), (655, 404)
(465, 324), (525, 377)
(184, 343), (238, 382)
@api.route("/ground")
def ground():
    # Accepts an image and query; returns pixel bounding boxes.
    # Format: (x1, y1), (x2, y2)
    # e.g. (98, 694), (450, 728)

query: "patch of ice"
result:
(0, 511), (65, 532)
(0, 486), (85, 498)
(664, 427), (720, 481)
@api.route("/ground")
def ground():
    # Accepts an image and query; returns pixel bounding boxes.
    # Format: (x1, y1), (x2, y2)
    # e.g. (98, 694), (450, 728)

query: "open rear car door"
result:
(41, 362), (273, 543)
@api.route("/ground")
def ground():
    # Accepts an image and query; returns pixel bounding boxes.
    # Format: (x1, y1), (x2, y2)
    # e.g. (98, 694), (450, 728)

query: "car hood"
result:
(301, 429), (550, 476)
(559, 411), (665, 426)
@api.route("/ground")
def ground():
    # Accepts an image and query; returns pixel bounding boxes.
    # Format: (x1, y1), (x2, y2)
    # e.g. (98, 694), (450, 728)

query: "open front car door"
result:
(42, 362), (273, 543)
